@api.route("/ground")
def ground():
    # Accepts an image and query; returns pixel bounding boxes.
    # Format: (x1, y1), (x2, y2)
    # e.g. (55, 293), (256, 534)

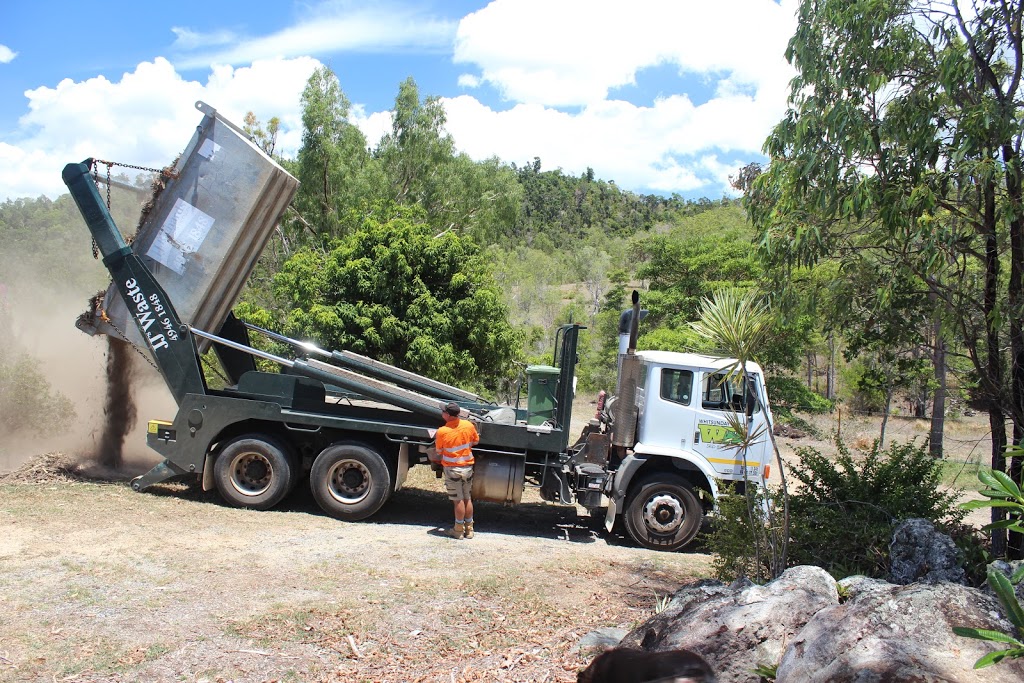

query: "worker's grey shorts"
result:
(443, 466), (474, 501)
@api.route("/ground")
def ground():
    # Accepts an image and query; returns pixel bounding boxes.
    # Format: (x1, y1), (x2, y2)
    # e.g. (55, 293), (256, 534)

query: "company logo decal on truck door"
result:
(697, 419), (740, 445)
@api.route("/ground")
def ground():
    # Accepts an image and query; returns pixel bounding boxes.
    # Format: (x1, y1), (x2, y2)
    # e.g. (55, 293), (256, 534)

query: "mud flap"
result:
(202, 453), (215, 491)
(395, 443), (409, 492)
(605, 496), (618, 532)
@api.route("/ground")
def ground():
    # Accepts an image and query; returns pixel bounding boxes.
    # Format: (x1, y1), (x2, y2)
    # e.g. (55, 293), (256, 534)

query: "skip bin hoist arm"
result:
(63, 160), (206, 404)
(242, 321), (488, 405)
(190, 326), (459, 420)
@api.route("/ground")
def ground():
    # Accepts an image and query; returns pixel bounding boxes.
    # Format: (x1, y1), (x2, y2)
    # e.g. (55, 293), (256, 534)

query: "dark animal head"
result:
(577, 647), (716, 683)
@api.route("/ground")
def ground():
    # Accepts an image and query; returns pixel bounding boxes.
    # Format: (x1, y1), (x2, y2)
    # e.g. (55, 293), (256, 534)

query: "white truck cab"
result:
(600, 350), (774, 551)
(636, 351), (772, 481)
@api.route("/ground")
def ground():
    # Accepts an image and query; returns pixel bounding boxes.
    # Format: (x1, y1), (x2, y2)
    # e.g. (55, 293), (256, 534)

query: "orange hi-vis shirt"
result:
(436, 418), (480, 467)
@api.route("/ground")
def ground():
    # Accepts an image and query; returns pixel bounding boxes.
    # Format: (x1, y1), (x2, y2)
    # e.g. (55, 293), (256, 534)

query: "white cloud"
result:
(351, 105), (392, 148)
(441, 95), (728, 193)
(0, 0), (800, 201)
(174, 3), (457, 70)
(454, 0), (796, 107)
(1, 57), (319, 200)
(457, 73), (481, 89)
(0, 44), (17, 63)
(170, 26), (237, 51)
(445, 0), (798, 193)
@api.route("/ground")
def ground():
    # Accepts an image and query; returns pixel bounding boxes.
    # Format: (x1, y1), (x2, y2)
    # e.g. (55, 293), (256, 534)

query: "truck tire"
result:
(310, 444), (392, 521)
(214, 435), (295, 510)
(623, 474), (702, 552)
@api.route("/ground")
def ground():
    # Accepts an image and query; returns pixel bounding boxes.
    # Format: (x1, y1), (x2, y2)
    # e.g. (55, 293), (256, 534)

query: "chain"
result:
(99, 309), (160, 371)
(93, 158), (181, 180)
(85, 157), (175, 371)
(89, 163), (103, 258)
(88, 157), (181, 226)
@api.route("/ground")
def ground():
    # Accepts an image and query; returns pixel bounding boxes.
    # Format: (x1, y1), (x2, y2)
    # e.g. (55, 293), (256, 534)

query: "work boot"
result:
(464, 521), (474, 539)
(445, 522), (465, 539)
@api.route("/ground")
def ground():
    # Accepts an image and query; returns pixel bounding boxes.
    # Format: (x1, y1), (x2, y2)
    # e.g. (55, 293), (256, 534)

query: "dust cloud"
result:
(0, 280), (175, 477)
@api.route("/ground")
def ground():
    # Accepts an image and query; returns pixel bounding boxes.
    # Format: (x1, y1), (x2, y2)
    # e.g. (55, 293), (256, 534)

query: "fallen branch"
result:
(347, 634), (362, 658)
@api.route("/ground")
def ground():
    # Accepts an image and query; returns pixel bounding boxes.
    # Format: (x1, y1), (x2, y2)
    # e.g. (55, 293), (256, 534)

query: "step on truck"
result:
(63, 102), (775, 552)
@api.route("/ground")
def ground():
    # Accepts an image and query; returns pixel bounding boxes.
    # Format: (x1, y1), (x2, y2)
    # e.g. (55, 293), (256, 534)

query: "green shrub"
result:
(766, 376), (833, 418)
(787, 439), (965, 578)
(954, 463), (1024, 669)
(704, 483), (785, 582)
(838, 358), (889, 413)
(946, 522), (991, 588)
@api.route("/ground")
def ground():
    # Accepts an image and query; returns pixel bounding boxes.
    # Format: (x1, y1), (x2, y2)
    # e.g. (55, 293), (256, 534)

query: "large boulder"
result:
(617, 566), (839, 683)
(775, 577), (1024, 682)
(587, 566), (1024, 682)
(888, 518), (966, 585)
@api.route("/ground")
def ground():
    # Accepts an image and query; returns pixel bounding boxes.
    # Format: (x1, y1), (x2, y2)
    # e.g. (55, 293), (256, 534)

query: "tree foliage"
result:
(510, 158), (702, 248)
(633, 205), (811, 371)
(747, 0), (1024, 555)
(0, 351), (76, 439)
(262, 202), (521, 394)
(292, 66), (384, 244)
(377, 78), (522, 244)
(787, 439), (963, 579)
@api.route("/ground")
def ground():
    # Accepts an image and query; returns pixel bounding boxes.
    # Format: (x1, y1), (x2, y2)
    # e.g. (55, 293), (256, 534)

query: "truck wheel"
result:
(623, 474), (702, 551)
(310, 444), (392, 521)
(214, 435), (295, 510)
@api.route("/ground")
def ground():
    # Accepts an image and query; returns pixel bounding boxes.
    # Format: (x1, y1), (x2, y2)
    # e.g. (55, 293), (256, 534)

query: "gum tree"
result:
(749, 0), (1024, 556)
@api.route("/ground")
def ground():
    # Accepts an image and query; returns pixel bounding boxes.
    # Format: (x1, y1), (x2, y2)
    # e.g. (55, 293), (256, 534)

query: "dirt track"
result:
(0, 463), (712, 683)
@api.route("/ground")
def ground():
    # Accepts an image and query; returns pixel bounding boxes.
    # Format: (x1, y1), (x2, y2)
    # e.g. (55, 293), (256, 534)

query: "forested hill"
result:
(0, 140), (746, 400)
(510, 156), (731, 249)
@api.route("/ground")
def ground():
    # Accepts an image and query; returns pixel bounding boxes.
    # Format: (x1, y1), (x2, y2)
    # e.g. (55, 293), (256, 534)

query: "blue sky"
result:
(0, 0), (798, 202)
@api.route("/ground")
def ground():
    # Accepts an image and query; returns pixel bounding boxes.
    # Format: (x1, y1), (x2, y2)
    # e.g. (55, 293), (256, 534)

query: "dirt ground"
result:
(0, 458), (714, 683)
(0, 368), (996, 683)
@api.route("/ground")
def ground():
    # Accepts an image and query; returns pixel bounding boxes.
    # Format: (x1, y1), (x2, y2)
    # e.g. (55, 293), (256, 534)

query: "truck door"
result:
(637, 367), (698, 452)
(691, 369), (770, 480)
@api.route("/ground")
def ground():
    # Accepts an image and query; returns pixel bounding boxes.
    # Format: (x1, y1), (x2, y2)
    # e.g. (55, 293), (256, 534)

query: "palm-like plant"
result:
(954, 448), (1024, 668)
(691, 288), (790, 580)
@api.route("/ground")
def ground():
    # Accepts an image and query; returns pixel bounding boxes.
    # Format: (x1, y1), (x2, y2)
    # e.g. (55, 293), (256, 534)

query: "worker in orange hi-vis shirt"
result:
(435, 401), (480, 539)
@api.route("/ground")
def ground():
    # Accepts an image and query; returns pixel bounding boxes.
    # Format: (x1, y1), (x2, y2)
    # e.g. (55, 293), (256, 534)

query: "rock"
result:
(618, 566), (838, 683)
(773, 423), (806, 439)
(576, 627), (629, 656)
(836, 574), (891, 600)
(888, 518), (966, 585)
(775, 580), (1024, 682)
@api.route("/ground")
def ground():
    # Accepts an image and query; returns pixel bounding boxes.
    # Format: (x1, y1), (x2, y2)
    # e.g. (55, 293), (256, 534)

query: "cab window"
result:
(660, 369), (693, 405)
(701, 371), (760, 413)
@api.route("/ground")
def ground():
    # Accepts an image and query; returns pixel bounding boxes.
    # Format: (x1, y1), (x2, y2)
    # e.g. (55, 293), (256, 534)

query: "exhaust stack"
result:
(612, 291), (644, 447)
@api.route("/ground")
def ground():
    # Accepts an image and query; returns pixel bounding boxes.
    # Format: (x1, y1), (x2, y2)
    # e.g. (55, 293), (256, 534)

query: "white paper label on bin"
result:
(147, 198), (215, 275)
(198, 138), (221, 160)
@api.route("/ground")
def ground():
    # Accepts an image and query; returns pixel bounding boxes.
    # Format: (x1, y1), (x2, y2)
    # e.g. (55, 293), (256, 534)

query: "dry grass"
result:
(0, 405), (998, 682)
(0, 453), (711, 683)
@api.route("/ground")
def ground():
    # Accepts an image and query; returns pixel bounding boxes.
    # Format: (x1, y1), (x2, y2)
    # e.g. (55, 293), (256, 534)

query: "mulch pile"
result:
(0, 452), (98, 484)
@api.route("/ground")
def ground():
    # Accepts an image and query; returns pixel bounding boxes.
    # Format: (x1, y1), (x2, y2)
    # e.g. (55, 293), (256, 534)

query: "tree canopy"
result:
(748, 0), (1024, 554)
(257, 202), (521, 394)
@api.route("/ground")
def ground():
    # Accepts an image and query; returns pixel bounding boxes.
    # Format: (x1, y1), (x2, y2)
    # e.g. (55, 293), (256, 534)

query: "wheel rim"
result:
(229, 451), (273, 497)
(327, 459), (371, 504)
(642, 492), (685, 534)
